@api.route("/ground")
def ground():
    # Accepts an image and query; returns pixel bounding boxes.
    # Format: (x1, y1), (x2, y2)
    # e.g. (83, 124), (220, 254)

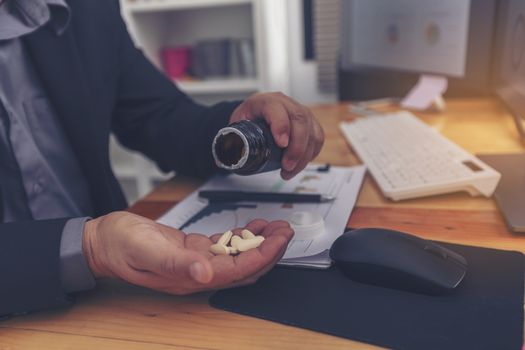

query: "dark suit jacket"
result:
(0, 0), (238, 317)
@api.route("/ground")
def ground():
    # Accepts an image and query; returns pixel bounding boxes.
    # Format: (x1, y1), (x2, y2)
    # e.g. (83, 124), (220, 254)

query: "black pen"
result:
(198, 190), (336, 203)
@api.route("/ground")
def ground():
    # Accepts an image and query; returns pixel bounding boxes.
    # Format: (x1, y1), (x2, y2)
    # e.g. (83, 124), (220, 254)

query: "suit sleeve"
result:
(109, 6), (240, 178)
(0, 219), (73, 317)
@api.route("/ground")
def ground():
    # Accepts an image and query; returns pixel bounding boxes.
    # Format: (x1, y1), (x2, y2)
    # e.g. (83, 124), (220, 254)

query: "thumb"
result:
(176, 250), (214, 284)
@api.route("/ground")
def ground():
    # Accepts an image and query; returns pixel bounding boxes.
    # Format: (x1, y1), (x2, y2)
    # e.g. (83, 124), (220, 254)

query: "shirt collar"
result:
(0, 0), (71, 41)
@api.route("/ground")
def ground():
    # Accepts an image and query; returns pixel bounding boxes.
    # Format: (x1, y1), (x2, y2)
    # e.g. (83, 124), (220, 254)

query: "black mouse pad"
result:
(209, 243), (524, 350)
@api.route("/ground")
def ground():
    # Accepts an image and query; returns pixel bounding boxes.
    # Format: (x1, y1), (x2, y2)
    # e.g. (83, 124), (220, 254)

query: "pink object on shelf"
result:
(161, 46), (191, 79)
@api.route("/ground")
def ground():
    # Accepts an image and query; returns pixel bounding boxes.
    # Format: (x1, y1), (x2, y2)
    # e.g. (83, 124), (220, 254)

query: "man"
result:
(0, 0), (324, 317)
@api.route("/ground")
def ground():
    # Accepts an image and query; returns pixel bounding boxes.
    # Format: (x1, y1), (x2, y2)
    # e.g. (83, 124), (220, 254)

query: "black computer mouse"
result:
(329, 228), (468, 295)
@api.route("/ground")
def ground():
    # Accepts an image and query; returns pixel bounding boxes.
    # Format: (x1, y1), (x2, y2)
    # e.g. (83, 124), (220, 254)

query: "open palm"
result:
(84, 212), (294, 295)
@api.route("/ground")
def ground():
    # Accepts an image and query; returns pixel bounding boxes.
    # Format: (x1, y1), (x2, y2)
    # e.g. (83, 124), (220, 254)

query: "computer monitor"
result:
(341, 0), (471, 78)
(338, 0), (499, 100)
(493, 0), (525, 140)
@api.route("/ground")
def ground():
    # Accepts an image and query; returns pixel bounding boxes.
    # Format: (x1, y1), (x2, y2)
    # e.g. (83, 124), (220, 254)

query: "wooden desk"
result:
(1, 98), (524, 350)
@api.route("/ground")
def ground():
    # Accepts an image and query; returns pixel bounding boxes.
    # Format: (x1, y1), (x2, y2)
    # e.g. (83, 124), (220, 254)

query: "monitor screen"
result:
(341, 0), (471, 78)
(495, 0), (525, 139)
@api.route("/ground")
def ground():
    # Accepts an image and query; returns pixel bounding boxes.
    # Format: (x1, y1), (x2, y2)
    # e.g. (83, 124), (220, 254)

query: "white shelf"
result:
(174, 78), (261, 94)
(116, 0), (290, 199)
(126, 0), (253, 13)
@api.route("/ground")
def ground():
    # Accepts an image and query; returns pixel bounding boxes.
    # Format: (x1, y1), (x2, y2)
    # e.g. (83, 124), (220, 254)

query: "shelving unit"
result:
(121, 0), (267, 100)
(113, 0), (290, 201)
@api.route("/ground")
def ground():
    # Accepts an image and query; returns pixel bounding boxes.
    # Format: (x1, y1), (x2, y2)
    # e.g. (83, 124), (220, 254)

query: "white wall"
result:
(285, 0), (336, 105)
(256, 0), (292, 94)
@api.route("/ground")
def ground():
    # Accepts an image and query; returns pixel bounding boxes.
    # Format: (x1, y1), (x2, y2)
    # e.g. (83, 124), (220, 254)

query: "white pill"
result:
(210, 243), (230, 255)
(218, 230), (233, 246)
(236, 236), (265, 252)
(241, 229), (255, 240)
(230, 235), (244, 248)
(228, 246), (239, 255)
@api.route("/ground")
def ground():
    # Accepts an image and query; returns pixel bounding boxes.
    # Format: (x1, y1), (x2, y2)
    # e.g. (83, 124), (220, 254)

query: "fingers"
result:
(281, 139), (315, 180)
(264, 103), (291, 148)
(230, 95), (291, 148)
(231, 219), (289, 239)
(259, 220), (292, 238)
(122, 246), (215, 293)
(243, 236), (290, 283)
(256, 222), (294, 264)
(267, 95), (312, 175)
(130, 229), (215, 285)
(230, 93), (325, 173)
(257, 93), (323, 179)
(282, 108), (311, 177)
(209, 219), (268, 244)
(241, 219), (269, 235)
(279, 100), (324, 179)
(166, 247), (214, 284)
(105, 214), (293, 296)
(311, 118), (325, 159)
(228, 227), (293, 280)
(141, 220), (293, 294)
(211, 221), (293, 287)
(256, 226), (293, 263)
(188, 259), (214, 284)
(203, 220), (293, 289)
(216, 225), (293, 289)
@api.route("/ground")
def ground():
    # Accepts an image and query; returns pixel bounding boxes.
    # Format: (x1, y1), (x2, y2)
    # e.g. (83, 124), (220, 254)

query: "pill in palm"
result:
(235, 236), (265, 252)
(241, 229), (255, 239)
(209, 230), (265, 256)
(230, 235), (244, 248)
(218, 230), (233, 246)
(210, 243), (230, 255)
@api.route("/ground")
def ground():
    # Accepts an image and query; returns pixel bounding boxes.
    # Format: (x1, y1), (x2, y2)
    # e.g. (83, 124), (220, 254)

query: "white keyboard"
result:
(340, 111), (501, 201)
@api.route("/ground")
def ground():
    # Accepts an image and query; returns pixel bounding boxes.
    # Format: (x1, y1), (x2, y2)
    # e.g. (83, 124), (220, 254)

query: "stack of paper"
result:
(157, 165), (366, 269)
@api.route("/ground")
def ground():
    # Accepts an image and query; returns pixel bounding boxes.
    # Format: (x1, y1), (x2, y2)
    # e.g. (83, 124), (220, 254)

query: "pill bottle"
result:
(212, 119), (283, 175)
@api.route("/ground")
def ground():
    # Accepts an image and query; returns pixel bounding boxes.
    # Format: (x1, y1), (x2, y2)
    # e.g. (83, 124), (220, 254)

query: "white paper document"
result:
(157, 165), (366, 268)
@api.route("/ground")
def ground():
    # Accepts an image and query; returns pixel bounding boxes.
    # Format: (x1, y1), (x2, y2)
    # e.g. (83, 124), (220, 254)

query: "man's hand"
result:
(229, 92), (325, 180)
(82, 211), (294, 294)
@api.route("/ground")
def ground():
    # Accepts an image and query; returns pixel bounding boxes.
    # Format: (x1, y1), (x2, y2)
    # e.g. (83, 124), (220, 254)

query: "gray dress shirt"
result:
(0, 0), (95, 292)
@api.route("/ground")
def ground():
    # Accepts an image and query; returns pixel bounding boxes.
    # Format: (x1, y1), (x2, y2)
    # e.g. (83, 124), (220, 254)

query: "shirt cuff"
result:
(59, 217), (96, 293)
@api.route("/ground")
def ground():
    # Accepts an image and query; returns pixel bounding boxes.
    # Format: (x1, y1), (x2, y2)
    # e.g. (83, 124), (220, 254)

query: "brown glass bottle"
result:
(212, 119), (283, 175)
